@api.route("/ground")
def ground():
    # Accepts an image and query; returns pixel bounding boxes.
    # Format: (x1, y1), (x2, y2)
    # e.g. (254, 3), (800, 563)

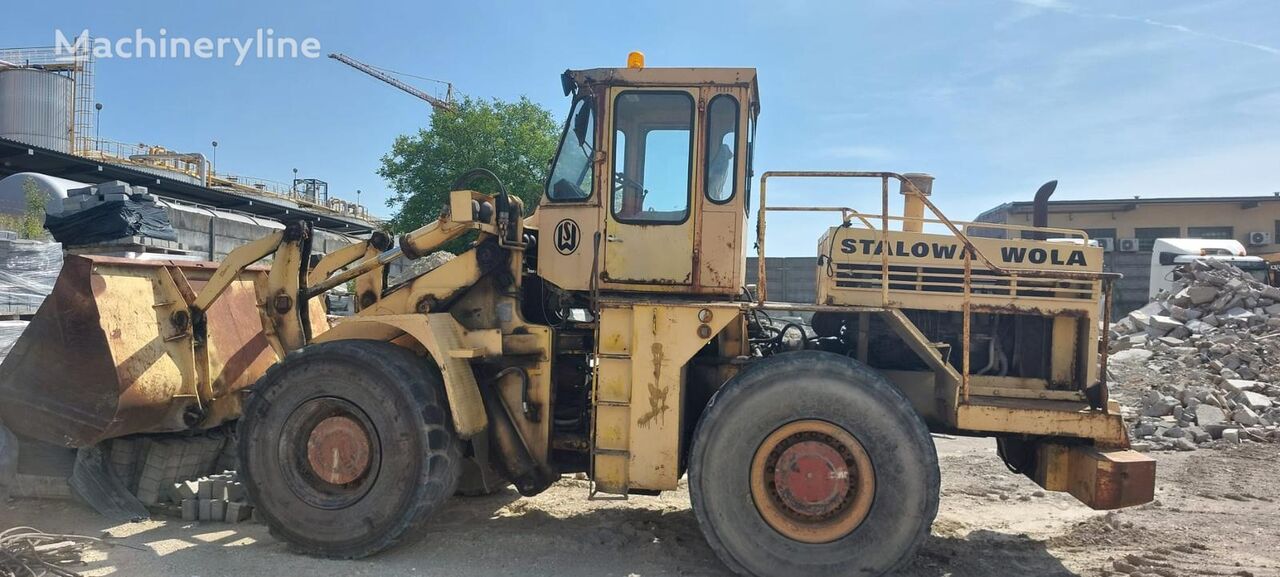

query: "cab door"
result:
(602, 88), (699, 285)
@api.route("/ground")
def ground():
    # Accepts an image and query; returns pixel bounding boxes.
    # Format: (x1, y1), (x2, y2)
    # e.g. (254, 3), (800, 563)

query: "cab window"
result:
(547, 97), (595, 201)
(611, 91), (694, 224)
(704, 95), (739, 204)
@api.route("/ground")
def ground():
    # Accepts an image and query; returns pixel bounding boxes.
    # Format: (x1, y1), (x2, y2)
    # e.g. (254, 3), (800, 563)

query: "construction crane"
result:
(328, 52), (455, 113)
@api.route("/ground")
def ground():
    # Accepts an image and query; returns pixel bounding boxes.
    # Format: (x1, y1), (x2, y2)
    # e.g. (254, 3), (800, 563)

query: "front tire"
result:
(689, 351), (939, 577)
(239, 340), (462, 559)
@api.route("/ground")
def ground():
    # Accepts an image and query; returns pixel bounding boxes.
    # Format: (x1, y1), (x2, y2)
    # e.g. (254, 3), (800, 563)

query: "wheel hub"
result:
(306, 415), (372, 486)
(280, 397), (381, 509)
(751, 420), (875, 543)
(772, 440), (851, 518)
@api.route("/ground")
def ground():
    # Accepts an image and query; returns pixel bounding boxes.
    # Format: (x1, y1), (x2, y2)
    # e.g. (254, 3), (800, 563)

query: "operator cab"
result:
(534, 55), (760, 296)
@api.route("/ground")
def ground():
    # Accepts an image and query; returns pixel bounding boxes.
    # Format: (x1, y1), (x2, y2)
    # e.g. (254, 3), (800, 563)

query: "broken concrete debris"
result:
(1111, 259), (1280, 450)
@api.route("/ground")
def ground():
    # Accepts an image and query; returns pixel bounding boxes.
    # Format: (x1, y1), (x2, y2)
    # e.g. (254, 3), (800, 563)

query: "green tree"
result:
(0, 177), (50, 240)
(379, 95), (560, 235)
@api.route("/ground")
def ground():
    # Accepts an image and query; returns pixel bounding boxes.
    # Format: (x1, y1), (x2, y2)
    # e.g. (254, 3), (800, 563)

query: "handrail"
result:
(764, 206), (1090, 240)
(755, 171), (1117, 306)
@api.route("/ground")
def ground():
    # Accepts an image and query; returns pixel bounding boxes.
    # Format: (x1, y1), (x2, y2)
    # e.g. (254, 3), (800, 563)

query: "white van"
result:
(1148, 238), (1268, 299)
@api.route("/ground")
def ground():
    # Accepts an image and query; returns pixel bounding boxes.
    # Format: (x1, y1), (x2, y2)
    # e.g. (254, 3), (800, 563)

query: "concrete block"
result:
(1148, 315), (1183, 333)
(224, 482), (246, 502)
(1223, 429), (1241, 444)
(1224, 379), (1264, 393)
(210, 499), (226, 522)
(174, 480), (198, 501)
(181, 499), (198, 521)
(1235, 406), (1262, 426)
(1241, 391), (1273, 411)
(226, 501), (253, 523)
(198, 499), (212, 521)
(1195, 405), (1228, 428)
(210, 478), (227, 500)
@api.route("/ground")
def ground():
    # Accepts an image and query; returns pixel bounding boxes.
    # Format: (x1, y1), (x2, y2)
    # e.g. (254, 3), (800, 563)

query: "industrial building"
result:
(0, 45), (375, 237)
(976, 194), (1280, 314)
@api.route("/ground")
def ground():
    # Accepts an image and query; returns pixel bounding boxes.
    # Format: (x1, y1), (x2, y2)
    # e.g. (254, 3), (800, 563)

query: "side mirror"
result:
(560, 70), (575, 96)
(573, 103), (592, 148)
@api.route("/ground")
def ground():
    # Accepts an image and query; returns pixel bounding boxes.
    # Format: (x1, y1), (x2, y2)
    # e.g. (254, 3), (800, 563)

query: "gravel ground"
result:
(4, 434), (1278, 577)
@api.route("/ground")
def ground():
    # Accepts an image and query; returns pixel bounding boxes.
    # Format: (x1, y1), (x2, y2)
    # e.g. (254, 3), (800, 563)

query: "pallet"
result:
(66, 235), (192, 256)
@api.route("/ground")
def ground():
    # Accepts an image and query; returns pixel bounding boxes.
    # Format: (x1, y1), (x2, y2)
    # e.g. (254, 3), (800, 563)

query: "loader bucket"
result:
(0, 254), (280, 447)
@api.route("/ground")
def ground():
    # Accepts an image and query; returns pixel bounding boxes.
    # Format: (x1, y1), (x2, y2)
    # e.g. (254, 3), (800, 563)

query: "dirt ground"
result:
(3, 434), (1277, 577)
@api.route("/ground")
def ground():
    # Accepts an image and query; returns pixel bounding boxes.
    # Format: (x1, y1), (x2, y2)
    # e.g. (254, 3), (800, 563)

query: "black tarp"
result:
(44, 200), (178, 246)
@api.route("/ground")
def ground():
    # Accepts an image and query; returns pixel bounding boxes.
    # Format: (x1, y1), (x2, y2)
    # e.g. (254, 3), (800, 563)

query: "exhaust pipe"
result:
(1031, 180), (1058, 239)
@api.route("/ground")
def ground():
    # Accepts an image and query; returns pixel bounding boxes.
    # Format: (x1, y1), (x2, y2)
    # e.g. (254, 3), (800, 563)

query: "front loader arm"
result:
(187, 220), (314, 358)
(193, 230), (286, 312)
(171, 189), (511, 401)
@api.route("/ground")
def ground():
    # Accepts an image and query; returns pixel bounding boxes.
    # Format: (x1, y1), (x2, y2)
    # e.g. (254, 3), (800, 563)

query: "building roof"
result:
(976, 194), (1280, 222)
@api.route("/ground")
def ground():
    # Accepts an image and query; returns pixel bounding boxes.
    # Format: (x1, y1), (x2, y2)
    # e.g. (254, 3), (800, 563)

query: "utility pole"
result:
(94, 103), (102, 149)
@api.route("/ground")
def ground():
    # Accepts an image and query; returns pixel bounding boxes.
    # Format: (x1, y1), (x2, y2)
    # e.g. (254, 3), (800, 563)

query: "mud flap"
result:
(69, 445), (150, 522)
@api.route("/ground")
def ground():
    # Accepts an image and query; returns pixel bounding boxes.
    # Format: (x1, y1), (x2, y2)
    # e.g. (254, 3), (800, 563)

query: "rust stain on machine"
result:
(0, 254), (290, 447)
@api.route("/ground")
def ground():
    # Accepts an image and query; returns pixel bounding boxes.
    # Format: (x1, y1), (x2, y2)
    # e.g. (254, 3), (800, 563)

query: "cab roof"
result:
(563, 67), (760, 112)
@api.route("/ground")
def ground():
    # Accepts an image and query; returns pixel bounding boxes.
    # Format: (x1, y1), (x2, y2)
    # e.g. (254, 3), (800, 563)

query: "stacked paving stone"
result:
(103, 433), (257, 523)
(0, 320), (26, 365)
(59, 180), (157, 213)
(0, 231), (61, 316)
(164, 471), (254, 523)
(107, 435), (227, 507)
(1108, 259), (1280, 450)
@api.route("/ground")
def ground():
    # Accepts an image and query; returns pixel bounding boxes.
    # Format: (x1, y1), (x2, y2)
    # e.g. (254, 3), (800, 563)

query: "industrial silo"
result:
(0, 67), (73, 153)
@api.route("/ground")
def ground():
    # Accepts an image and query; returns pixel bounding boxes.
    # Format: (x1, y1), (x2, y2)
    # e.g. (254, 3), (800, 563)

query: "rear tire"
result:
(689, 350), (939, 577)
(239, 340), (462, 559)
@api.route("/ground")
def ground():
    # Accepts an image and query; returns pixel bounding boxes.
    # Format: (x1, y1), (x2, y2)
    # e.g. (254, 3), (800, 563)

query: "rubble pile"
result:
(1109, 259), (1280, 450)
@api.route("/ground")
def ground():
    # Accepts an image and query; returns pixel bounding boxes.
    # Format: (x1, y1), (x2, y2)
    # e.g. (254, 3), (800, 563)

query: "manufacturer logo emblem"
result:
(554, 219), (579, 255)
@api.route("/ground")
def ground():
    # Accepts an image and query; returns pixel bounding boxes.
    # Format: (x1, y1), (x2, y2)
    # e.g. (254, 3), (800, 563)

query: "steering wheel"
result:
(613, 172), (645, 192)
(613, 172), (648, 203)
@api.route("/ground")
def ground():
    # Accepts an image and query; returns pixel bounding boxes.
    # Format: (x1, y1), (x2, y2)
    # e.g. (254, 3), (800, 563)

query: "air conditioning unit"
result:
(1118, 238), (1140, 252)
(1096, 237), (1116, 253)
(1248, 231), (1272, 246)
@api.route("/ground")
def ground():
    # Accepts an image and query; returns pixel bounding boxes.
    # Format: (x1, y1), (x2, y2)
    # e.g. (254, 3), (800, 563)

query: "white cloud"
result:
(1003, 0), (1280, 57)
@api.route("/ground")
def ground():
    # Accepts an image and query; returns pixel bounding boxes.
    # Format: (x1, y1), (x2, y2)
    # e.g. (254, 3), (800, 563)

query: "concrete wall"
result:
(1103, 251), (1152, 318)
(161, 200), (358, 261)
(745, 257), (818, 304)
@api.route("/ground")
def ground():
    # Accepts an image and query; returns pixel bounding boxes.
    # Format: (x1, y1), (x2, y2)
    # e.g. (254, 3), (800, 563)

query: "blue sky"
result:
(3, 0), (1277, 255)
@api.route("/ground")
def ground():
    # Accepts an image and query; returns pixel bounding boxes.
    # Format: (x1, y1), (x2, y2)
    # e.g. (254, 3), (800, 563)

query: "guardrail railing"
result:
(755, 170), (1120, 403)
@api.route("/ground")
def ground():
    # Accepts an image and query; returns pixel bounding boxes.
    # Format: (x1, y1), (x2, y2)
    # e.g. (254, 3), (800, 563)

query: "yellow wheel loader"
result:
(0, 56), (1155, 576)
